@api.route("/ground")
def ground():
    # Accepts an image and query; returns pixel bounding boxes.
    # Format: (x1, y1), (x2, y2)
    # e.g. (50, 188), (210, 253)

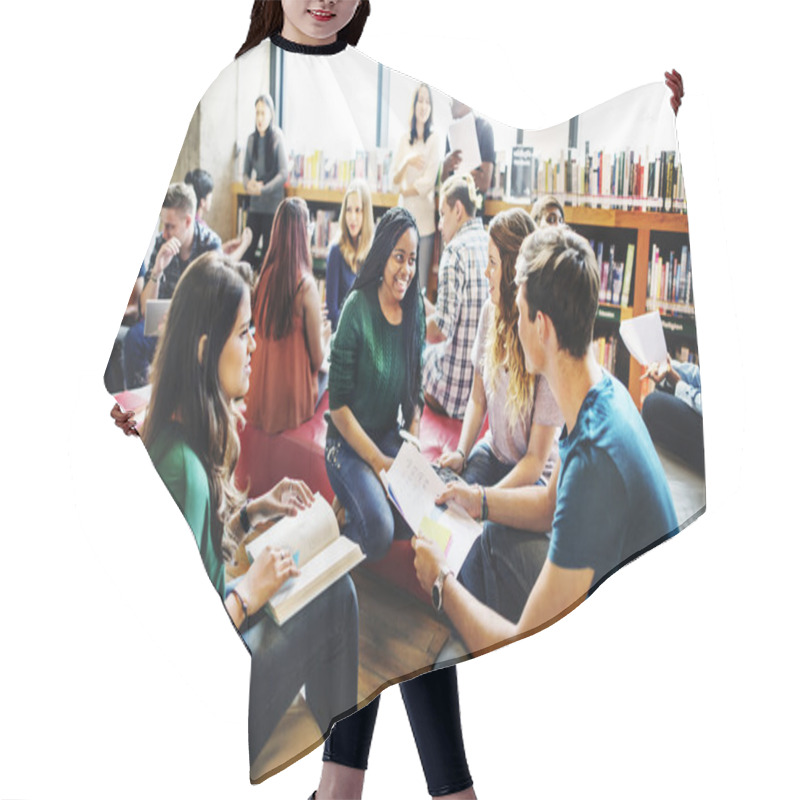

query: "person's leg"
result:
(461, 440), (513, 487)
(642, 390), (705, 474)
(400, 667), (474, 797)
(417, 233), (435, 300)
(242, 211), (270, 270)
(243, 574), (359, 766)
(325, 431), (395, 560)
(122, 319), (158, 389)
(458, 520), (550, 624)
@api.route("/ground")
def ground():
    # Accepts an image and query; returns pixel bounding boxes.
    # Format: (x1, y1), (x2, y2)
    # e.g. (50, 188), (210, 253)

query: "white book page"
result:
(619, 311), (668, 366)
(447, 112), (483, 174)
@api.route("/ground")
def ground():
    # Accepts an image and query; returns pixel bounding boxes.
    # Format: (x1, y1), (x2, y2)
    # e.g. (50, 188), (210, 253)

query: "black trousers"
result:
(242, 211), (274, 273)
(642, 389), (705, 474)
(323, 666), (473, 797)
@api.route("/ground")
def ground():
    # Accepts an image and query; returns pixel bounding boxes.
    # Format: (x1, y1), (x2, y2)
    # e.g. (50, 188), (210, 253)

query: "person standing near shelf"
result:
(242, 92), (289, 271)
(436, 208), (563, 491)
(245, 196), (329, 434)
(440, 98), (495, 218)
(325, 179), (374, 332)
(641, 355), (704, 474)
(390, 83), (444, 300)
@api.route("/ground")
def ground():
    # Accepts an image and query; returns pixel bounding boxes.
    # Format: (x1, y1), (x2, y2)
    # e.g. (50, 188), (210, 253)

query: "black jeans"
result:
(323, 666), (473, 797)
(242, 211), (274, 273)
(642, 389), (705, 474)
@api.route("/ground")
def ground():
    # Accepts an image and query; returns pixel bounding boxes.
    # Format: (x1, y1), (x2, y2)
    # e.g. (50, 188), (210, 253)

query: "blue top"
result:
(325, 243), (358, 332)
(549, 371), (678, 594)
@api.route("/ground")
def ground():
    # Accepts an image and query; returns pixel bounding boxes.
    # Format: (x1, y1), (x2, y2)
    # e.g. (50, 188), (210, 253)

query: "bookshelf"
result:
(231, 184), (692, 408)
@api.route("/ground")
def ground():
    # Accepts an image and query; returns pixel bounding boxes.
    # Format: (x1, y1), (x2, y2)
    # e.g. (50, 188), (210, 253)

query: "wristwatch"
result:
(432, 567), (454, 613)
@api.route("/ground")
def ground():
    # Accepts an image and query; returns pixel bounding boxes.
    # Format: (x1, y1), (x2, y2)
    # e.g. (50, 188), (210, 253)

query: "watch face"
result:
(432, 580), (442, 611)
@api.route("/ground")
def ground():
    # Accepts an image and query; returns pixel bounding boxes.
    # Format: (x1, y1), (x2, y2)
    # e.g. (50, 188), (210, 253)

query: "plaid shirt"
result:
(423, 217), (489, 418)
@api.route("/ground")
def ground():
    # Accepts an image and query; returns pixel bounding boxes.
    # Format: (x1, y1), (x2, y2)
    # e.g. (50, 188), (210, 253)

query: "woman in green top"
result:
(142, 251), (359, 773)
(325, 206), (423, 561)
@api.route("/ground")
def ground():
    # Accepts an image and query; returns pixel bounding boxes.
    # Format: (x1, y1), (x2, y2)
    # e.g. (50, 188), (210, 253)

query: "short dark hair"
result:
(517, 226), (599, 358)
(184, 169), (214, 206)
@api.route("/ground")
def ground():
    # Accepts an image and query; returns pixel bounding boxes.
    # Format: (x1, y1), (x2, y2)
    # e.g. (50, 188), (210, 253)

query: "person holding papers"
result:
(441, 98), (495, 215)
(142, 250), (358, 772)
(413, 225), (678, 649)
(437, 208), (563, 491)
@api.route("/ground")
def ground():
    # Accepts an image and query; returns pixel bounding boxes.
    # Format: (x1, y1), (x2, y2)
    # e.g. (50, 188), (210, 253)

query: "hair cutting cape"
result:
(105, 36), (704, 783)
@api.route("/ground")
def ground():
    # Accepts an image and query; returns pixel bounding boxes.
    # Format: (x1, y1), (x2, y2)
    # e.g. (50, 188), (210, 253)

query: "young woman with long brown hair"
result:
(245, 196), (329, 434)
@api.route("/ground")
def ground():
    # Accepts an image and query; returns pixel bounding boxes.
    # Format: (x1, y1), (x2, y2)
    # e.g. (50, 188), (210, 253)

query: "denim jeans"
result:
(231, 574), (359, 764)
(458, 520), (551, 625)
(323, 666), (473, 797)
(642, 388), (705, 474)
(325, 426), (413, 561)
(122, 318), (158, 390)
(461, 439), (513, 486)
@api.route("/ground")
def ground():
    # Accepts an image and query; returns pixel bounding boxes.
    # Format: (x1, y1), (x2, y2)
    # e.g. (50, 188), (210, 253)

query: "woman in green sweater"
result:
(325, 206), (424, 561)
(142, 251), (358, 774)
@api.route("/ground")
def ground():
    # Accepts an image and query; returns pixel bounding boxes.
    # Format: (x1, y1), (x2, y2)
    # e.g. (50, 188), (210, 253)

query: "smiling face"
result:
(344, 191), (364, 241)
(485, 238), (503, 306)
(217, 291), (256, 402)
(381, 227), (418, 305)
(255, 100), (271, 135)
(280, 0), (361, 45)
(415, 85), (432, 126)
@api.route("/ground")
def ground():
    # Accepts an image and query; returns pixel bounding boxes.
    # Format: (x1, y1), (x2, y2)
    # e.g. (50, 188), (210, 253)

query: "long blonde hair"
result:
(337, 179), (374, 274)
(484, 209), (537, 417)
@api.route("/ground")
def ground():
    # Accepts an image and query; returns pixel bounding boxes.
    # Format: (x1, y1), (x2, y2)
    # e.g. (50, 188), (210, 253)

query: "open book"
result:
(381, 443), (483, 575)
(245, 493), (364, 625)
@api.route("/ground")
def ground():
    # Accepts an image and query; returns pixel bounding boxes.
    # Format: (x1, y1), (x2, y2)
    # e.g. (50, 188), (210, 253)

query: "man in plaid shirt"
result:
(422, 174), (489, 418)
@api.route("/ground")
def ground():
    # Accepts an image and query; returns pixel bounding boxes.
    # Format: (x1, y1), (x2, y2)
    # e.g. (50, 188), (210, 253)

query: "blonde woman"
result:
(437, 208), (563, 489)
(325, 179), (374, 331)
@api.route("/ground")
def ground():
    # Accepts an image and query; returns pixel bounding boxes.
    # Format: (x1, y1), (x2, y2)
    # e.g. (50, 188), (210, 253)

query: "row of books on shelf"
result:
(492, 145), (686, 213)
(288, 149), (395, 194)
(310, 209), (340, 257)
(589, 239), (635, 307)
(646, 243), (693, 314)
(593, 334), (619, 373)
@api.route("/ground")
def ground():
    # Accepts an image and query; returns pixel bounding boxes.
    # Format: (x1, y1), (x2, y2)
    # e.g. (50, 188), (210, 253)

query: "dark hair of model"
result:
(143, 252), (254, 562)
(254, 196), (311, 340)
(409, 83), (434, 146)
(236, 0), (372, 58)
(351, 207), (422, 427)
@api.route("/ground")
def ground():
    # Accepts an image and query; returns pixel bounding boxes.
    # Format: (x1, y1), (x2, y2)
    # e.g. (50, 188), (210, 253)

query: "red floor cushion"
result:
(236, 396), (485, 604)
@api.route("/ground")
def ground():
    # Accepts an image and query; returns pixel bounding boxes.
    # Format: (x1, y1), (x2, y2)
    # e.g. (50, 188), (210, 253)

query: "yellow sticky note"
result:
(419, 516), (451, 553)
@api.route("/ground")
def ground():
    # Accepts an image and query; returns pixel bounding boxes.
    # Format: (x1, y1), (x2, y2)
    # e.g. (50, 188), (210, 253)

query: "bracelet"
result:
(455, 448), (466, 464)
(480, 486), (489, 522)
(239, 502), (252, 534)
(230, 588), (248, 625)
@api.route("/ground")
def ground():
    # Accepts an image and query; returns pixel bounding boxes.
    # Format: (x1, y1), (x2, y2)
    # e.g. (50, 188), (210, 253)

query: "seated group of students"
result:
(118, 163), (679, 768)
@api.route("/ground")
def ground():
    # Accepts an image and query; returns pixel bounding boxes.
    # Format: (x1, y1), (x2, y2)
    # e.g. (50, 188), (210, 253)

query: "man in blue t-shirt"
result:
(413, 225), (678, 652)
